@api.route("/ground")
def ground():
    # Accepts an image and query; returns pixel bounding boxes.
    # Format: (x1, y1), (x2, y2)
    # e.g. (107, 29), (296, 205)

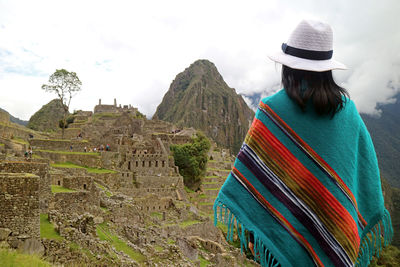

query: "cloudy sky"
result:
(0, 0), (399, 120)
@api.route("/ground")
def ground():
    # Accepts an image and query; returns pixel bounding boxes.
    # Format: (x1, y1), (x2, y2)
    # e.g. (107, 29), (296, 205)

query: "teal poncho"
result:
(214, 89), (393, 267)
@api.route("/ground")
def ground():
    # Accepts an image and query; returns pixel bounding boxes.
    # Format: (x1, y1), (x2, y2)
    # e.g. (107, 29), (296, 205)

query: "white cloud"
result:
(0, 0), (399, 120)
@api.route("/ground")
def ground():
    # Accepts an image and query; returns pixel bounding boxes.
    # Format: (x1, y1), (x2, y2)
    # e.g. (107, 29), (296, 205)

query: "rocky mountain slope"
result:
(27, 99), (66, 132)
(153, 59), (254, 154)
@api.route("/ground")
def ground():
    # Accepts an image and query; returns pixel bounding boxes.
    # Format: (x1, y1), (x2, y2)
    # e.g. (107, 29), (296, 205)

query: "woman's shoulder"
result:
(260, 89), (291, 108)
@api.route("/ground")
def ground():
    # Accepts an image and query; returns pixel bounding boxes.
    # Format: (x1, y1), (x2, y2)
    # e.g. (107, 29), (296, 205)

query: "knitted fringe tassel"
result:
(355, 209), (394, 267)
(214, 198), (281, 267)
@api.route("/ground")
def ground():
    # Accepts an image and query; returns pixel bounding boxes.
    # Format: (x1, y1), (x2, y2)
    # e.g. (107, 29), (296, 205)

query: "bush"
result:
(66, 115), (75, 124)
(170, 131), (211, 189)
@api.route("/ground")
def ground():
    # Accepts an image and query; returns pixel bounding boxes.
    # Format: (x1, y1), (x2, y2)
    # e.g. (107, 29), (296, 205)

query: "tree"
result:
(170, 131), (211, 189)
(42, 69), (82, 139)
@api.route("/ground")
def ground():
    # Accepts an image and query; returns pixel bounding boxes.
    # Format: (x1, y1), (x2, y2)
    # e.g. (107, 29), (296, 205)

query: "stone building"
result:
(94, 99), (138, 114)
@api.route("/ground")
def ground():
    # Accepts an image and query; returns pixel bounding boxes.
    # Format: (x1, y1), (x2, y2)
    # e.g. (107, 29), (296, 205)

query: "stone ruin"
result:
(0, 104), (257, 266)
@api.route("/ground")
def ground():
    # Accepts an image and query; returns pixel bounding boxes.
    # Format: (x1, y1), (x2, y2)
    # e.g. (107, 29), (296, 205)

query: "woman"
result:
(214, 20), (393, 267)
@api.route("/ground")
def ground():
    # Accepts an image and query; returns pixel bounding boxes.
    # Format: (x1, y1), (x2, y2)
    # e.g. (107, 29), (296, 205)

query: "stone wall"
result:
(0, 124), (35, 140)
(35, 150), (101, 168)
(29, 139), (93, 152)
(136, 196), (173, 212)
(0, 161), (51, 212)
(126, 153), (170, 176)
(53, 191), (100, 214)
(135, 175), (184, 189)
(62, 176), (94, 191)
(0, 173), (40, 239)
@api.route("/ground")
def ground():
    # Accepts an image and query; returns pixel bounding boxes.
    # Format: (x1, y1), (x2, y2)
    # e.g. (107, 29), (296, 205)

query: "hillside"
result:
(153, 59), (254, 154)
(0, 107), (28, 126)
(361, 93), (400, 188)
(27, 99), (67, 132)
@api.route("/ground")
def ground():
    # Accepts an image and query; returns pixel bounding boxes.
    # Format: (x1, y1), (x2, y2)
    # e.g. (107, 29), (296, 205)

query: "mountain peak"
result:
(153, 59), (254, 153)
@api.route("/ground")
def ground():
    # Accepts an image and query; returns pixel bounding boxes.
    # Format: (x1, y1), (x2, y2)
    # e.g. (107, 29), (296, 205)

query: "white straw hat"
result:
(268, 20), (347, 72)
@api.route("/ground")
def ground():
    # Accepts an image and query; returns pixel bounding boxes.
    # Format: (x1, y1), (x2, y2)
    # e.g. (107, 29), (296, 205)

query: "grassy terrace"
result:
(206, 168), (231, 172)
(96, 222), (146, 263)
(40, 213), (63, 241)
(11, 137), (29, 145)
(203, 181), (219, 185)
(37, 149), (99, 156)
(33, 138), (89, 143)
(51, 162), (117, 174)
(0, 249), (52, 267)
(51, 185), (77, 193)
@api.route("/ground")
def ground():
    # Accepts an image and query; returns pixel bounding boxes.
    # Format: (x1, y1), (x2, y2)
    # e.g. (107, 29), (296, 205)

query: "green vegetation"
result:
(40, 213), (63, 241)
(96, 222), (146, 263)
(0, 248), (52, 267)
(41, 69), (82, 139)
(179, 220), (201, 228)
(199, 255), (210, 267)
(37, 149), (99, 156)
(154, 245), (164, 252)
(369, 245), (400, 266)
(50, 162), (117, 174)
(170, 132), (211, 189)
(207, 168), (231, 172)
(151, 212), (163, 220)
(167, 238), (175, 244)
(11, 137), (28, 145)
(95, 183), (113, 197)
(51, 185), (76, 194)
(203, 181), (219, 185)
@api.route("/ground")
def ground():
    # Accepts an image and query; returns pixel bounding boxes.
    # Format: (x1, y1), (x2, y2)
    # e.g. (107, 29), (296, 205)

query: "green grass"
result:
(0, 248), (52, 267)
(95, 183), (113, 197)
(205, 175), (219, 178)
(151, 212), (163, 220)
(0, 143), (4, 147)
(40, 214), (63, 241)
(32, 154), (44, 159)
(205, 188), (220, 191)
(199, 202), (214, 206)
(51, 162), (117, 174)
(37, 149), (100, 156)
(184, 186), (195, 193)
(207, 168), (231, 172)
(199, 255), (210, 267)
(11, 137), (28, 145)
(154, 245), (164, 252)
(167, 238), (175, 244)
(203, 181), (219, 185)
(51, 185), (76, 193)
(96, 222), (146, 263)
(179, 220), (201, 228)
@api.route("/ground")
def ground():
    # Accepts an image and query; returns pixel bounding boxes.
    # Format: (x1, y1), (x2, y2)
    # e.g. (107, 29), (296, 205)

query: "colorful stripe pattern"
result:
(259, 101), (367, 229)
(230, 102), (363, 266)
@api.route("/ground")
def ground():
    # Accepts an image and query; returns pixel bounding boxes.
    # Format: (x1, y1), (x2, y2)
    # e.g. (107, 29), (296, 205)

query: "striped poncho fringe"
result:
(213, 100), (393, 267)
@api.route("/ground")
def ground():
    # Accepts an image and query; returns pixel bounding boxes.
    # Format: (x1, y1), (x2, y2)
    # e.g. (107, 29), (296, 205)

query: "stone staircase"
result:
(198, 148), (234, 213)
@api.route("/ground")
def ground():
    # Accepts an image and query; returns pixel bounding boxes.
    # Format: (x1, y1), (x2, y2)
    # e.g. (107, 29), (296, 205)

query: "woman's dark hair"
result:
(282, 65), (349, 117)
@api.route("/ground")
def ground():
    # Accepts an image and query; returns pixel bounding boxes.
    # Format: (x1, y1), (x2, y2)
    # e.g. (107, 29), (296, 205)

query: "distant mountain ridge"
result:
(0, 107), (28, 126)
(153, 59), (254, 154)
(361, 93), (400, 188)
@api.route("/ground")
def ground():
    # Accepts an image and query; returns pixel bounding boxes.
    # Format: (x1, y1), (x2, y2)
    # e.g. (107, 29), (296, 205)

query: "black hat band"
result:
(282, 43), (333, 60)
